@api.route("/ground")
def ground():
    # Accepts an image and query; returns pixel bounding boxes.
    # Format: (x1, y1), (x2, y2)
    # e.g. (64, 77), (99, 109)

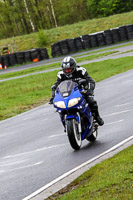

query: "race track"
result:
(0, 67), (133, 200)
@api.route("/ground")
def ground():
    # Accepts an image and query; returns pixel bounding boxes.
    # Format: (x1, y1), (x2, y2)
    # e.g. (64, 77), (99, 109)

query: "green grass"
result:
(0, 56), (133, 121)
(1, 11), (133, 57)
(48, 145), (133, 200)
(0, 51), (118, 80)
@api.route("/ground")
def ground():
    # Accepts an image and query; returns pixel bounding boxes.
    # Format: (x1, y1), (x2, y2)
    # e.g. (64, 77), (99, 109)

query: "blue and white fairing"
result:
(53, 81), (83, 110)
(53, 80), (93, 140)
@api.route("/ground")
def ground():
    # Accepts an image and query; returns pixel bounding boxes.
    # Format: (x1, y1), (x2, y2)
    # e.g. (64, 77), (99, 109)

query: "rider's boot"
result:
(95, 113), (104, 126)
(90, 102), (104, 126)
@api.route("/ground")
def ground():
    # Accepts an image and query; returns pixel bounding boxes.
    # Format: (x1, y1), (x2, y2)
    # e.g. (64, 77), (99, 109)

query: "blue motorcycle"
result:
(53, 79), (98, 150)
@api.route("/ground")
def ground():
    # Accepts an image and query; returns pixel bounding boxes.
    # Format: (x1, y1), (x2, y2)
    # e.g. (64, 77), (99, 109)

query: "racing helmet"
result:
(61, 56), (77, 75)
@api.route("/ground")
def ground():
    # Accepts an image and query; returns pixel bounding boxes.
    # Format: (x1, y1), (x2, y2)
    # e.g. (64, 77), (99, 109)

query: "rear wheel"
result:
(67, 119), (81, 150)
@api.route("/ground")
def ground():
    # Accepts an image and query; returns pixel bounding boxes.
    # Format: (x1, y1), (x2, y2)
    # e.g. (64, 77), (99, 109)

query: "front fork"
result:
(58, 111), (82, 133)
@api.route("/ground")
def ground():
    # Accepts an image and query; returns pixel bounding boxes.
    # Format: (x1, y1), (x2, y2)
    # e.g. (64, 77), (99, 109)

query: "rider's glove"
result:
(49, 98), (53, 104)
(87, 89), (94, 96)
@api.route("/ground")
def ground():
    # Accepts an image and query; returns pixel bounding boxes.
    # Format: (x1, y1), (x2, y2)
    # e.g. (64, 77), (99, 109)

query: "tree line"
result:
(0, 0), (133, 40)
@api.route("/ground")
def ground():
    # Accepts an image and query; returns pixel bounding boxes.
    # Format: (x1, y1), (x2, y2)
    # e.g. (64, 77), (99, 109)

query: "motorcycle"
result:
(53, 79), (98, 150)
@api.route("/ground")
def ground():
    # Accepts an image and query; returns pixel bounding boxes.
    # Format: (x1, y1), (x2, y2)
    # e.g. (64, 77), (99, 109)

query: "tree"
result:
(23, 0), (35, 32)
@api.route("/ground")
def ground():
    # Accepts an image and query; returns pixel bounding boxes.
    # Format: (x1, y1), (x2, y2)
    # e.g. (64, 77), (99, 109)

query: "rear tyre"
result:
(67, 119), (81, 150)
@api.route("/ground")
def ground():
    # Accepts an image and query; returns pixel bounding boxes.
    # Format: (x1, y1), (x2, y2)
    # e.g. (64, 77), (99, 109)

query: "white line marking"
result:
(22, 135), (133, 200)
(49, 133), (66, 138)
(0, 132), (17, 138)
(0, 160), (27, 167)
(3, 144), (67, 159)
(105, 119), (124, 126)
(103, 109), (133, 117)
(0, 162), (43, 174)
(115, 102), (133, 107)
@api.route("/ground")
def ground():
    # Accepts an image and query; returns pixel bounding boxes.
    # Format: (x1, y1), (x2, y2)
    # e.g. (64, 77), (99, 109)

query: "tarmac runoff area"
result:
(23, 135), (133, 200)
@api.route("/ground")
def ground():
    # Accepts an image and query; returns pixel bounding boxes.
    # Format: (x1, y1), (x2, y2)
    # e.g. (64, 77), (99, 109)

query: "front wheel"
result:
(66, 119), (81, 150)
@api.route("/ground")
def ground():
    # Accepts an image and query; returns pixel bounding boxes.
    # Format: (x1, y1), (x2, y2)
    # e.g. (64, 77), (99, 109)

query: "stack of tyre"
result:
(110, 28), (121, 43)
(104, 30), (113, 44)
(82, 35), (91, 49)
(67, 39), (77, 53)
(74, 37), (84, 51)
(51, 24), (133, 58)
(126, 24), (133, 39)
(96, 31), (106, 46)
(51, 42), (62, 57)
(0, 48), (49, 68)
(58, 39), (70, 55)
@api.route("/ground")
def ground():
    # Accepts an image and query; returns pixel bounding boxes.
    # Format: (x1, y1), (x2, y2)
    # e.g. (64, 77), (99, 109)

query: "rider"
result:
(49, 56), (104, 126)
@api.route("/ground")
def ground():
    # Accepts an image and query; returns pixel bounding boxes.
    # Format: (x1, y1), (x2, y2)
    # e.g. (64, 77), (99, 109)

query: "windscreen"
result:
(58, 80), (77, 97)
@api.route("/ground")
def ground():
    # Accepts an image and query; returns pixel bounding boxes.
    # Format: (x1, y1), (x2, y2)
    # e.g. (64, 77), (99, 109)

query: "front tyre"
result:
(67, 119), (81, 150)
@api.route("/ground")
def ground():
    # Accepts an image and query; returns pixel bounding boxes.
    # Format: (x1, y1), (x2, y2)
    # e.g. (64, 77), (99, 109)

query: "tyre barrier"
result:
(59, 40), (70, 55)
(126, 24), (133, 39)
(119, 26), (128, 41)
(9, 53), (17, 66)
(74, 37), (85, 51)
(104, 29), (113, 45)
(82, 35), (91, 49)
(0, 48), (49, 69)
(51, 24), (133, 57)
(96, 32), (106, 46)
(67, 39), (77, 53)
(88, 34), (98, 48)
(51, 42), (62, 57)
(2, 55), (10, 67)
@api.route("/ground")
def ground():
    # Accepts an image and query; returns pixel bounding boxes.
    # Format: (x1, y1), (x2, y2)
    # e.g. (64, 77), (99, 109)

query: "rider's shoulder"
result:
(76, 66), (87, 75)
(57, 70), (64, 79)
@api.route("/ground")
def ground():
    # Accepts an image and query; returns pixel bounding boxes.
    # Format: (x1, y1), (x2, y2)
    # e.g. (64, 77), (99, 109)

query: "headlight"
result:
(68, 97), (81, 108)
(54, 101), (66, 108)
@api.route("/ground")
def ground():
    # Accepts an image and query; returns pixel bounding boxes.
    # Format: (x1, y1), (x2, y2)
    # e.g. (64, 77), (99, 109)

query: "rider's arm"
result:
(84, 71), (95, 91)
(49, 71), (63, 104)
(53, 71), (64, 89)
(77, 66), (95, 92)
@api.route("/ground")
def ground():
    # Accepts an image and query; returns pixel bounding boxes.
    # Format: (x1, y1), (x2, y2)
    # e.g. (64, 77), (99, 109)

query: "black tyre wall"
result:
(104, 30), (113, 44)
(59, 39), (70, 55)
(9, 53), (17, 66)
(119, 26), (128, 41)
(15, 52), (24, 64)
(67, 39), (77, 53)
(74, 37), (84, 51)
(39, 48), (49, 60)
(24, 51), (32, 63)
(111, 28), (121, 43)
(89, 34), (98, 47)
(96, 32), (106, 46)
(51, 42), (62, 57)
(2, 55), (10, 67)
(126, 24), (133, 39)
(82, 35), (91, 49)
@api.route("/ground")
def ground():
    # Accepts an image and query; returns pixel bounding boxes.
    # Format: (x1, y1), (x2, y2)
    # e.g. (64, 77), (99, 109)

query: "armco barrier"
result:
(0, 48), (49, 68)
(51, 24), (133, 57)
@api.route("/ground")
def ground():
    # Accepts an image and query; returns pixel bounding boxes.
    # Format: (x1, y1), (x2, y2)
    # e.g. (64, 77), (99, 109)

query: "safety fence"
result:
(51, 24), (133, 57)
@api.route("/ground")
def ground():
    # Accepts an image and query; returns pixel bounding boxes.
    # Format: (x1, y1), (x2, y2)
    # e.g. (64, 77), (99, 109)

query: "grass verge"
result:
(48, 145), (133, 200)
(0, 56), (133, 121)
